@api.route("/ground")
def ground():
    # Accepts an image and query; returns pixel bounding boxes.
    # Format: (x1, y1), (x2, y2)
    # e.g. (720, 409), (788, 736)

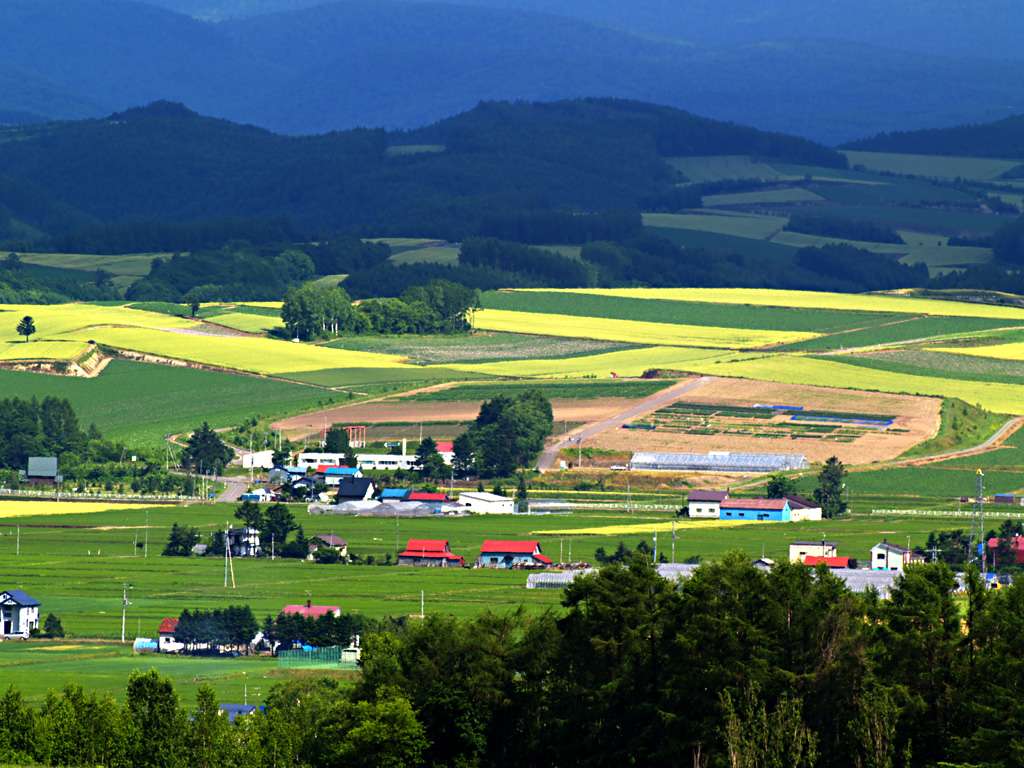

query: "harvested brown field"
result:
(587, 378), (941, 465)
(274, 398), (640, 440)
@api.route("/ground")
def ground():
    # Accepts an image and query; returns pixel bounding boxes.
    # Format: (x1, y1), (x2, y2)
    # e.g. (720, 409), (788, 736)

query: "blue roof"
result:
(1, 589), (40, 606)
(380, 488), (410, 499)
(219, 704), (263, 723)
(325, 467), (360, 476)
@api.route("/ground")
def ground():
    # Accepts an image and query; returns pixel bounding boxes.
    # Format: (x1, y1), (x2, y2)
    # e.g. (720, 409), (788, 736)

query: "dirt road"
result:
(537, 377), (714, 471)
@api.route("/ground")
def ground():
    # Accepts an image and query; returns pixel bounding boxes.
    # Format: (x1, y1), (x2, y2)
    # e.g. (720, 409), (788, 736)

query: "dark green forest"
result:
(845, 114), (1024, 160)
(2, 557), (1023, 767)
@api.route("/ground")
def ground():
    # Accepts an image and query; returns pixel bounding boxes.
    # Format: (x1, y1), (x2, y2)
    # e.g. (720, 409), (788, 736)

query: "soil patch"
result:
(589, 378), (941, 465)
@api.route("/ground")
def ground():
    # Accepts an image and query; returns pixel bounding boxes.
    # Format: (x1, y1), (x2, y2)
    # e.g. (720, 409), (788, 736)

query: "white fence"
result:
(872, 508), (1024, 520)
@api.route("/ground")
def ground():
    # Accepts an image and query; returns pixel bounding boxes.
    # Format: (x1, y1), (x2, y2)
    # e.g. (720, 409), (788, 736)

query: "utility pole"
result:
(972, 469), (986, 574)
(16, 526), (20, 556)
(120, 583), (132, 644)
(671, 521), (676, 564)
(420, 590), (425, 620)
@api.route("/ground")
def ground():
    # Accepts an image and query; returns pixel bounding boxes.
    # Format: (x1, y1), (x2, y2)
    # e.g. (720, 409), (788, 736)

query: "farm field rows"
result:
(472, 308), (818, 348)
(842, 151), (1021, 181)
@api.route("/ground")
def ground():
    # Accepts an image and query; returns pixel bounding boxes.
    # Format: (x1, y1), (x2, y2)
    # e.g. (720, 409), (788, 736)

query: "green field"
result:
(702, 187), (825, 206)
(16, 252), (164, 277)
(642, 211), (787, 239)
(779, 315), (1016, 352)
(482, 290), (892, 332)
(389, 246), (460, 266)
(403, 378), (674, 401)
(326, 331), (634, 364)
(278, 366), (478, 390)
(0, 361), (345, 448)
(843, 151), (1021, 182)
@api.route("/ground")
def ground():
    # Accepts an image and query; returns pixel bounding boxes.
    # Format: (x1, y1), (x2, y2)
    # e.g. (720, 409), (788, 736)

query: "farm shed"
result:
(629, 451), (808, 473)
(22, 457), (60, 486)
(0, 589), (40, 639)
(719, 498), (791, 522)
(830, 569), (898, 599)
(398, 539), (465, 567)
(458, 492), (516, 514)
(242, 450), (275, 470)
(656, 564), (701, 581)
(687, 490), (728, 519)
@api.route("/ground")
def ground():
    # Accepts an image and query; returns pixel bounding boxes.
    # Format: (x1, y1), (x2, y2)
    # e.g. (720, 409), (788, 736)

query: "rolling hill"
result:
(0, 0), (1021, 143)
(0, 98), (842, 238)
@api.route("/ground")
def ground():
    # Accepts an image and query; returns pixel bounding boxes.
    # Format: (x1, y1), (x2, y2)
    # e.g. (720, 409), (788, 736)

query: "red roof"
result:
(988, 536), (1024, 564)
(722, 498), (789, 510)
(281, 604), (341, 619)
(533, 553), (553, 565)
(404, 539), (451, 552)
(158, 617), (179, 635)
(480, 540), (540, 554)
(804, 556), (851, 568)
(407, 492), (448, 502)
(435, 441), (454, 453)
(399, 549), (464, 562)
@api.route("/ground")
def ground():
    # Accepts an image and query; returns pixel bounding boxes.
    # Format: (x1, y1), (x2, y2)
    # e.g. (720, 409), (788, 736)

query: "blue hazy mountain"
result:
(1, 0), (1021, 143)
(146, 0), (1024, 62)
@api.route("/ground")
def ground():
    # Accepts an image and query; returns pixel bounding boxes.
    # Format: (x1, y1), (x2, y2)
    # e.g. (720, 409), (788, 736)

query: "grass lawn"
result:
(0, 361), (348, 448)
(780, 316), (1015, 352)
(842, 151), (1021, 182)
(900, 398), (1008, 459)
(834, 349), (1024, 386)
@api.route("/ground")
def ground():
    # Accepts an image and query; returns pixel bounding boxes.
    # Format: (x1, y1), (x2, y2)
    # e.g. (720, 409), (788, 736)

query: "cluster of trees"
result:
(264, 609), (372, 649)
(993, 214), (1024, 265)
(925, 519), (1024, 572)
(476, 209), (641, 244)
(795, 244), (929, 292)
(458, 238), (593, 287)
(1, 253), (121, 303)
(453, 390), (553, 477)
(179, 422), (233, 476)
(785, 213), (905, 244)
(233, 500), (299, 552)
(173, 606), (259, 651)
(126, 244), (316, 302)
(282, 279), (479, 340)
(594, 539), (668, 565)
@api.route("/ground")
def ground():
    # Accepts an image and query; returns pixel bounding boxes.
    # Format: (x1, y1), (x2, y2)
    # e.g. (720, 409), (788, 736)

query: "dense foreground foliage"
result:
(1, 556), (1022, 767)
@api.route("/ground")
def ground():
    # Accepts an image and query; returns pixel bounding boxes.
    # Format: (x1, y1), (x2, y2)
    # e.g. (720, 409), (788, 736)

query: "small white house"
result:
(297, 452), (351, 469)
(871, 541), (911, 571)
(687, 490), (728, 519)
(458, 491), (516, 514)
(242, 450), (276, 470)
(0, 590), (40, 639)
(789, 541), (838, 563)
(228, 527), (262, 557)
(356, 453), (420, 471)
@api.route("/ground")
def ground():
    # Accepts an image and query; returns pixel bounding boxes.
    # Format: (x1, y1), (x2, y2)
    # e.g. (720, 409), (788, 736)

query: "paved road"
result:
(537, 376), (715, 472)
(216, 476), (251, 503)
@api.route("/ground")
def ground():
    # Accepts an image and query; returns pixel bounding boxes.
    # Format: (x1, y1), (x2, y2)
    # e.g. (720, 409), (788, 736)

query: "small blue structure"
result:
(719, 498), (791, 522)
(325, 467), (362, 478)
(380, 488), (411, 501)
(219, 704), (263, 723)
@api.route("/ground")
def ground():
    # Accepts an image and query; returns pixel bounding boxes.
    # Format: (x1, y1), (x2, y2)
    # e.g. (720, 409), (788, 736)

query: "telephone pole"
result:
(120, 583), (133, 644)
(972, 469), (986, 574)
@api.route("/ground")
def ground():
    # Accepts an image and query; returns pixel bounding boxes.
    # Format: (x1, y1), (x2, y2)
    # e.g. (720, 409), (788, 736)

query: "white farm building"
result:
(630, 450), (808, 473)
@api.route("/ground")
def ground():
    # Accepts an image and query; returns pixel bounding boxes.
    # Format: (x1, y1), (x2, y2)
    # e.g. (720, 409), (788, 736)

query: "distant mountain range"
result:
(145, 0), (1024, 64)
(0, 0), (1021, 143)
(0, 98), (841, 240)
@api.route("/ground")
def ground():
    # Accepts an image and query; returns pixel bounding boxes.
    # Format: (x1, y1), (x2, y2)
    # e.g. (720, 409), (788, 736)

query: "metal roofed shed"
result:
(526, 570), (596, 589)
(630, 451), (808, 473)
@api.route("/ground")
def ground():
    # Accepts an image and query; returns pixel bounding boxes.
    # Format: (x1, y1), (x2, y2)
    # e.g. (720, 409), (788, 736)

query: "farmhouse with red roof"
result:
(398, 539), (465, 567)
(157, 617), (184, 653)
(477, 540), (552, 569)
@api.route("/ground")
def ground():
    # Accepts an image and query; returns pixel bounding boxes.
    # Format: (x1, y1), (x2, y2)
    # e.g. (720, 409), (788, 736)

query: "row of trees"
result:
(173, 607), (259, 651)
(281, 279), (479, 340)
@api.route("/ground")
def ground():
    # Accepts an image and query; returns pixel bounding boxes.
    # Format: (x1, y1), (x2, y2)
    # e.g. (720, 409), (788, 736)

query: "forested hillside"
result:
(0, 99), (842, 240)
(845, 114), (1024, 160)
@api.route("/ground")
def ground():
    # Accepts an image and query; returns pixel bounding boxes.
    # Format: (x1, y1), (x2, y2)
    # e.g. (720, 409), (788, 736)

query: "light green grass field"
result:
(403, 379), (673, 401)
(843, 151), (1021, 181)
(389, 246), (459, 266)
(15, 252), (165, 277)
(702, 187), (825, 206)
(667, 155), (784, 181)
(203, 311), (285, 334)
(0, 361), (347, 448)
(642, 211), (787, 239)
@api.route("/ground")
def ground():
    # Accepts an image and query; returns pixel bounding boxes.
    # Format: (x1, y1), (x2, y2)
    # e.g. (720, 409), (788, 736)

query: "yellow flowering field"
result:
(929, 342), (1024, 362)
(533, 519), (772, 536)
(0, 303), (195, 342)
(473, 308), (817, 348)
(0, 500), (164, 518)
(0, 340), (92, 361)
(204, 311), (285, 334)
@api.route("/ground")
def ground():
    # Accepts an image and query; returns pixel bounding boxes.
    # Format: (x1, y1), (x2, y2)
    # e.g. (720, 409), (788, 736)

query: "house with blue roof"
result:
(380, 488), (411, 501)
(1, 589), (40, 638)
(321, 466), (363, 487)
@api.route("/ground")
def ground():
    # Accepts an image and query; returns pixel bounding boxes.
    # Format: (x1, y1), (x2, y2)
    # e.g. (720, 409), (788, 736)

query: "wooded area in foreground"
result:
(1, 556), (1021, 768)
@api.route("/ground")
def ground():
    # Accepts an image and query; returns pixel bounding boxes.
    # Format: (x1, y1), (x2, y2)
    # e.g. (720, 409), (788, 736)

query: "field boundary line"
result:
(872, 508), (1024, 519)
